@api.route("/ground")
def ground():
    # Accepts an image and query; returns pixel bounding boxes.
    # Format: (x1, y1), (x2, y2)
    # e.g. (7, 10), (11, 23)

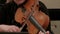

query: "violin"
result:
(14, 0), (49, 34)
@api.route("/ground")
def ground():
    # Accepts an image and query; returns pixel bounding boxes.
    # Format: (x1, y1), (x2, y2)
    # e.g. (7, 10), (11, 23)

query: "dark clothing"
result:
(0, 1), (19, 26)
(0, 1), (28, 32)
(0, 1), (50, 32)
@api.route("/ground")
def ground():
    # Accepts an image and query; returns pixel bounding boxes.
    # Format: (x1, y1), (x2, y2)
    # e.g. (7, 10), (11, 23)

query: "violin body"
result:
(15, 0), (49, 34)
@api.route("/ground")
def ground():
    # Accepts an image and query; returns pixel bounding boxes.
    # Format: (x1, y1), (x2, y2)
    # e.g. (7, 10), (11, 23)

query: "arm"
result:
(0, 24), (20, 32)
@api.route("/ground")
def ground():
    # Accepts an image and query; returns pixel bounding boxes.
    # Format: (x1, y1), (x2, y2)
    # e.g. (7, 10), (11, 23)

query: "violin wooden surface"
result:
(15, 0), (49, 34)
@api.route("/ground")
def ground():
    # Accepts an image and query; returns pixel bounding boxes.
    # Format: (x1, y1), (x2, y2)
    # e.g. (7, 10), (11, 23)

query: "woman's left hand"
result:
(38, 31), (49, 34)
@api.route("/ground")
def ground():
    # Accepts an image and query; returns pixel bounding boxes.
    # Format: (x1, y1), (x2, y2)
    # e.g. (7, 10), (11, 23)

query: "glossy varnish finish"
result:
(15, 0), (49, 34)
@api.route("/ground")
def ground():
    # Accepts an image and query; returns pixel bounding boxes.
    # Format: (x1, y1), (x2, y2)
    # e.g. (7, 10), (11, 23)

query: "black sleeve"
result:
(0, 5), (7, 24)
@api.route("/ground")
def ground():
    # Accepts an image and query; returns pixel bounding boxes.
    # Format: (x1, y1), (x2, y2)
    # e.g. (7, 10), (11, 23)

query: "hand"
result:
(38, 31), (49, 34)
(0, 24), (20, 32)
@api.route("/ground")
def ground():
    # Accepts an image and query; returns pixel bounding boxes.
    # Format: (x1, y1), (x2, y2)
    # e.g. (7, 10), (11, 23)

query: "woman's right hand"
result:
(0, 24), (20, 32)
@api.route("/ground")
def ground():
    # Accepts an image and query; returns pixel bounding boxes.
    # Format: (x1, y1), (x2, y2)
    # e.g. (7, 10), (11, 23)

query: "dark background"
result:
(48, 9), (60, 20)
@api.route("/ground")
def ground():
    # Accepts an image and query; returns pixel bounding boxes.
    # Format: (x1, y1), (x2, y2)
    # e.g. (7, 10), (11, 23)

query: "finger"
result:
(7, 26), (17, 32)
(13, 27), (20, 32)
(46, 31), (49, 34)
(10, 26), (20, 32)
(39, 31), (44, 34)
(8, 29), (14, 32)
